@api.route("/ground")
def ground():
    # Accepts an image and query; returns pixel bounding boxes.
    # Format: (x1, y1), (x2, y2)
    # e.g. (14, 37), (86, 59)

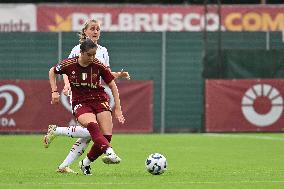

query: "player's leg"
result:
(57, 137), (91, 174)
(77, 113), (110, 149)
(81, 101), (121, 165)
(78, 135), (114, 176)
(81, 111), (115, 165)
(43, 124), (90, 148)
(96, 111), (121, 164)
(57, 125), (90, 138)
(77, 113), (111, 175)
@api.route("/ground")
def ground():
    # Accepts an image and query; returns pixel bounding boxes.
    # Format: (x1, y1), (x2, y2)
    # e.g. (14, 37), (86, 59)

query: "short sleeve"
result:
(104, 49), (110, 68)
(53, 61), (67, 75)
(68, 45), (80, 58)
(100, 66), (115, 84)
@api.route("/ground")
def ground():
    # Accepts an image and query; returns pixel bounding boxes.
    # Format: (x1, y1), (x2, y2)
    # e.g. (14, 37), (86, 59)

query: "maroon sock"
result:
(104, 135), (112, 143)
(87, 135), (113, 161)
(87, 143), (103, 161)
(86, 122), (110, 151)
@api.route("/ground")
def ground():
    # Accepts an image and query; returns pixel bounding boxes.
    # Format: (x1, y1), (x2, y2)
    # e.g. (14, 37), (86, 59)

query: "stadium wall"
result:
(1, 32), (284, 133)
(1, 4), (284, 133)
(0, 32), (203, 133)
(203, 32), (284, 132)
(0, 80), (153, 133)
(205, 79), (284, 132)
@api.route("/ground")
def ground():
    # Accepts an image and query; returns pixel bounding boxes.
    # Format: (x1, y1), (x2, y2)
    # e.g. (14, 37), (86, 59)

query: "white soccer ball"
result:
(145, 153), (167, 175)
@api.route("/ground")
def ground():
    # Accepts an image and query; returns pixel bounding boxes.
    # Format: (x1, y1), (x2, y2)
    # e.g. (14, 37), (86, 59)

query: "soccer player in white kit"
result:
(43, 19), (130, 174)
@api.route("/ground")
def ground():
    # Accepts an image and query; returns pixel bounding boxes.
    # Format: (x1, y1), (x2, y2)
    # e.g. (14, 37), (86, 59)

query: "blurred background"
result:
(1, 0), (284, 134)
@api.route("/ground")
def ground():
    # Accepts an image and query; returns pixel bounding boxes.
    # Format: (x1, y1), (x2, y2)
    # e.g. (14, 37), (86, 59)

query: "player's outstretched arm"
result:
(108, 80), (125, 124)
(111, 69), (130, 80)
(49, 67), (60, 104)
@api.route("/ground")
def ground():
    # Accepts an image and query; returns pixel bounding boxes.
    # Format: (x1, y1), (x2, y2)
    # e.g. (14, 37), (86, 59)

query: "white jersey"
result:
(68, 44), (110, 67)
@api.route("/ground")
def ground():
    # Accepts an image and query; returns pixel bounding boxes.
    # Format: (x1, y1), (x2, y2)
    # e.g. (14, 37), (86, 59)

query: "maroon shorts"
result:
(72, 101), (112, 119)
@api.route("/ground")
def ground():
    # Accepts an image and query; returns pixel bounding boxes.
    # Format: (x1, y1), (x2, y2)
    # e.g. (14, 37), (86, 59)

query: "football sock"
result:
(104, 135), (112, 143)
(53, 127), (68, 136)
(87, 143), (103, 161)
(104, 135), (114, 154)
(58, 138), (91, 169)
(87, 135), (112, 161)
(82, 156), (92, 166)
(54, 126), (90, 138)
(86, 122), (110, 152)
(68, 126), (90, 138)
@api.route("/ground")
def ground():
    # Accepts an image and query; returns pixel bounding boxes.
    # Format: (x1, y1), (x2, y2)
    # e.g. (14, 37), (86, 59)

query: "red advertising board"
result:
(0, 80), (153, 133)
(37, 4), (284, 32)
(205, 79), (284, 132)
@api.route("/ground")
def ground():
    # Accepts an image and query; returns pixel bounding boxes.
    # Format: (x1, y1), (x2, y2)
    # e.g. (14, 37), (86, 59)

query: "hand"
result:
(119, 69), (130, 80)
(114, 108), (125, 124)
(63, 84), (71, 96)
(51, 92), (60, 104)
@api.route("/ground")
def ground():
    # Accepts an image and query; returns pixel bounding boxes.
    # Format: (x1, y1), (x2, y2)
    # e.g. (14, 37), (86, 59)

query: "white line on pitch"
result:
(204, 133), (284, 141)
(2, 180), (284, 185)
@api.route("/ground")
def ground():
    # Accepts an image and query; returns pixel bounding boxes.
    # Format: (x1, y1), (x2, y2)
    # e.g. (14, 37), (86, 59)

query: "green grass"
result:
(1, 134), (284, 189)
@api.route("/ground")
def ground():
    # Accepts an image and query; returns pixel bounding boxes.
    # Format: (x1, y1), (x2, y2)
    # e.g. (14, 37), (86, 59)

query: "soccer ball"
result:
(145, 153), (167, 175)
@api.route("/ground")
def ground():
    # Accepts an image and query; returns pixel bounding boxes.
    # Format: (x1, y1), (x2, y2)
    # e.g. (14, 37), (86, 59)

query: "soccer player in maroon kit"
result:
(48, 38), (125, 175)
(44, 19), (130, 174)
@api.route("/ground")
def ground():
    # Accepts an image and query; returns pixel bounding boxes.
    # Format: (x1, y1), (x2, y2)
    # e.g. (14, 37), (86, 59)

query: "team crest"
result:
(82, 73), (87, 80)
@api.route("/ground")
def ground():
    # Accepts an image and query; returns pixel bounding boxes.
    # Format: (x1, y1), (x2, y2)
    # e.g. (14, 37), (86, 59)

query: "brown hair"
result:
(78, 19), (100, 44)
(80, 38), (97, 53)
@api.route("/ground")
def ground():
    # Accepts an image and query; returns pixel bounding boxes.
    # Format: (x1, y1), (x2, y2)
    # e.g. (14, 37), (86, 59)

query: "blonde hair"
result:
(78, 19), (100, 44)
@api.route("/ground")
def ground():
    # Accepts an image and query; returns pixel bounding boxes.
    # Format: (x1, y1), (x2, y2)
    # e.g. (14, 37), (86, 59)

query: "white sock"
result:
(82, 156), (92, 166)
(54, 127), (69, 136)
(54, 126), (90, 138)
(105, 147), (115, 155)
(58, 138), (91, 168)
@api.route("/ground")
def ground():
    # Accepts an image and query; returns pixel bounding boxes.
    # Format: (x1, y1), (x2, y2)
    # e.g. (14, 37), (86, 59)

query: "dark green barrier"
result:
(204, 50), (284, 78)
(166, 32), (203, 132)
(203, 32), (284, 79)
(0, 32), (58, 79)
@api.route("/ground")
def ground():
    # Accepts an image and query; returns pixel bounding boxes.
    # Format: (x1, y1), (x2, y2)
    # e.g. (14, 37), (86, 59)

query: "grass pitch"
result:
(0, 133), (284, 189)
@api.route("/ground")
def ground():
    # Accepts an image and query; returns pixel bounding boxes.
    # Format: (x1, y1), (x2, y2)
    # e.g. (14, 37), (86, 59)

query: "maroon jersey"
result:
(53, 56), (114, 104)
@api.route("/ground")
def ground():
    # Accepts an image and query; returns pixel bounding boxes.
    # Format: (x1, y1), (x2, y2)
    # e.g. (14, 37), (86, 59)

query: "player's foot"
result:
(102, 152), (121, 164)
(56, 166), (78, 174)
(79, 160), (92, 176)
(43, 124), (57, 148)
